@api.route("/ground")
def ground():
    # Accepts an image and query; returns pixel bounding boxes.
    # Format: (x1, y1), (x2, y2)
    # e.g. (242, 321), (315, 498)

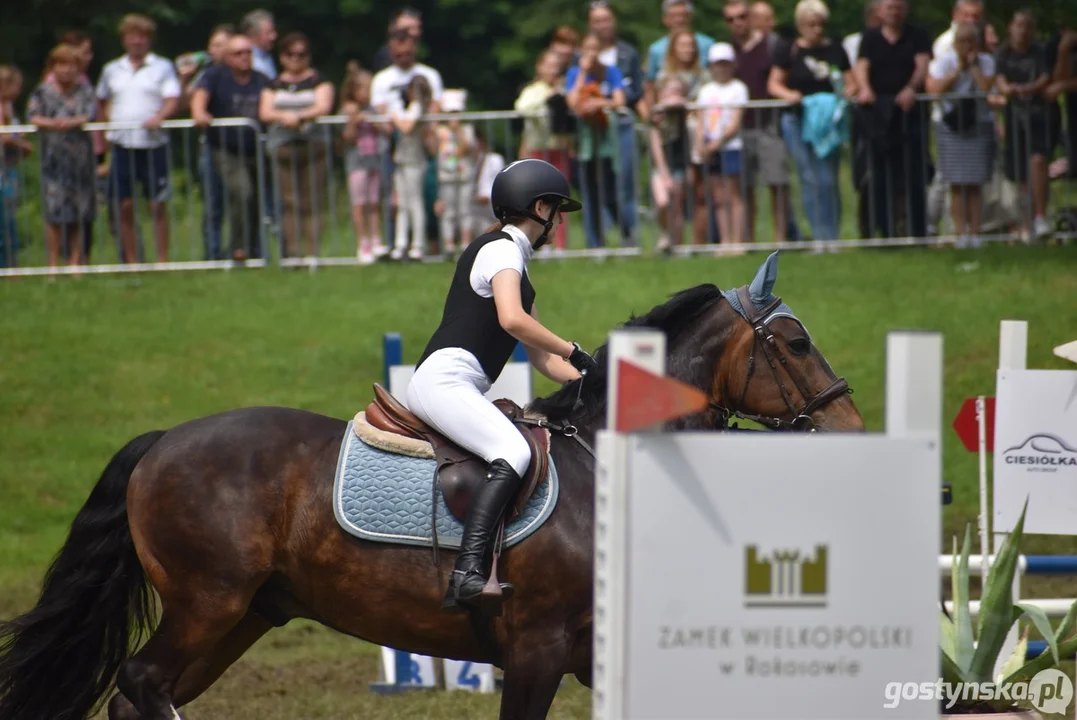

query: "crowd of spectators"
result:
(1, 0), (1076, 269)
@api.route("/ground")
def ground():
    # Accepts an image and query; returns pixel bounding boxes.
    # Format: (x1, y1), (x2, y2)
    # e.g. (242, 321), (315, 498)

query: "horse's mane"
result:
(528, 283), (725, 424)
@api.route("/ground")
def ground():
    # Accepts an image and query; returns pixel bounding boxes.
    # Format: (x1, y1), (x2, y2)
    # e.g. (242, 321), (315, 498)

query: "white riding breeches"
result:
(404, 348), (531, 478)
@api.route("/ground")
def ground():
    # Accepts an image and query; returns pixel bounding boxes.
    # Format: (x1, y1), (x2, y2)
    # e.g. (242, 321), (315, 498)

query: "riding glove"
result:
(567, 342), (598, 375)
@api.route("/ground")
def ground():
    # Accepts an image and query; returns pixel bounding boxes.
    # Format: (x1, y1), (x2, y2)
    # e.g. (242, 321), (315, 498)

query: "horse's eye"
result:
(788, 338), (811, 356)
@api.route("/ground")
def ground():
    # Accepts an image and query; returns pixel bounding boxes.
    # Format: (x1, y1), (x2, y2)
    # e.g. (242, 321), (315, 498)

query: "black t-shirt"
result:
(858, 24), (932, 95)
(995, 43), (1050, 114)
(774, 40), (851, 108)
(735, 35), (781, 129)
(196, 64), (270, 154)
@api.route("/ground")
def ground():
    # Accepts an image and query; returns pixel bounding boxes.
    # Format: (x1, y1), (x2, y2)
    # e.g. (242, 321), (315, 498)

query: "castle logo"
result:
(744, 544), (828, 608)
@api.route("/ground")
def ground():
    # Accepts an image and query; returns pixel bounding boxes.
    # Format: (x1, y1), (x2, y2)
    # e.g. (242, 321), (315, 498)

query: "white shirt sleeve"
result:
(732, 80), (749, 106)
(427, 67), (445, 102)
(843, 33), (861, 64)
(370, 70), (390, 110)
(477, 153), (505, 200)
(928, 51), (954, 79)
(96, 64), (112, 101)
(160, 62), (181, 99)
(469, 238), (524, 298)
(932, 30), (951, 61)
(979, 53), (996, 76)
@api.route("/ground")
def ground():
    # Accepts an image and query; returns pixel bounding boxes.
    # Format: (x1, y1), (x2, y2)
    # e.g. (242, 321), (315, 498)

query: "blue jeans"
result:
(0, 170), (20, 268)
(781, 113), (841, 242)
(612, 118), (638, 245)
(199, 143), (224, 260)
(583, 119), (639, 248)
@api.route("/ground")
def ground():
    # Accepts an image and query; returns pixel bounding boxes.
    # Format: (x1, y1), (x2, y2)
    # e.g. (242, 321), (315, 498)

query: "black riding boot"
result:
(442, 458), (523, 613)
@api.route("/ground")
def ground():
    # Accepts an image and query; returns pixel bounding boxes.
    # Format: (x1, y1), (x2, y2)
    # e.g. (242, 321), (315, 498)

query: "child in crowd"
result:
(389, 74), (435, 261)
(649, 75), (690, 254)
(0, 66), (32, 268)
(470, 125), (505, 233)
(697, 43), (748, 250)
(340, 62), (387, 264)
(513, 49), (573, 251)
(432, 89), (475, 256)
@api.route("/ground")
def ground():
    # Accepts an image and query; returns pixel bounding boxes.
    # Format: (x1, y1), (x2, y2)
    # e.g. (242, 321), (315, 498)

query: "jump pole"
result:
(994, 320), (1028, 676)
(593, 328), (668, 720)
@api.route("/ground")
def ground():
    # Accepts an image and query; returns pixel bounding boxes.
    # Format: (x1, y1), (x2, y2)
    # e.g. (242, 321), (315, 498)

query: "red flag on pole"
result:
(615, 359), (710, 433)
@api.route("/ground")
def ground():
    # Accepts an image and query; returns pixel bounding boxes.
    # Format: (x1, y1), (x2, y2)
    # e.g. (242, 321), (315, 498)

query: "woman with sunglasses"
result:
(259, 32), (334, 260)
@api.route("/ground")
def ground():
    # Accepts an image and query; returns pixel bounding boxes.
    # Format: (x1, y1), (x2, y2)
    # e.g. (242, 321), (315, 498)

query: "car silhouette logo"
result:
(1002, 434), (1077, 469)
(1003, 434), (1077, 455)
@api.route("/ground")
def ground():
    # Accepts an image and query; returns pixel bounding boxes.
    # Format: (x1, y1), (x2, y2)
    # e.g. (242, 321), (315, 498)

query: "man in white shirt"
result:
(371, 26), (443, 116)
(371, 24), (444, 254)
(843, 0), (882, 64)
(96, 13), (180, 264)
(933, 0), (984, 59)
(241, 9), (278, 80)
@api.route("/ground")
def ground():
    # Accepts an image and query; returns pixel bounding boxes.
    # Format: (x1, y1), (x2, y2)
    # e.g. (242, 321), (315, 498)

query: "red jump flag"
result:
(952, 396), (996, 453)
(615, 359), (710, 433)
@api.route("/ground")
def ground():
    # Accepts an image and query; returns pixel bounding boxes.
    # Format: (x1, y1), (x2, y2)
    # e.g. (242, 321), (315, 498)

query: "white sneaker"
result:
(408, 246), (424, 261)
(389, 247), (404, 261)
(1033, 216), (1052, 240)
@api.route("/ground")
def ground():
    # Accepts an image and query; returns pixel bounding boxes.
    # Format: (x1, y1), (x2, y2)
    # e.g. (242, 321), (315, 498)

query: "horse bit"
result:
(709, 285), (852, 433)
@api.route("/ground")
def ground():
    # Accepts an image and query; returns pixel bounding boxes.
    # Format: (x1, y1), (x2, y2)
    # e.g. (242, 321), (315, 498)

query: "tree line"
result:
(3, 0), (1074, 113)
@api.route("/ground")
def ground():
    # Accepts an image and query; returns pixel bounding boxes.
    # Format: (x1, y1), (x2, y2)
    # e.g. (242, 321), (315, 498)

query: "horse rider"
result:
(404, 158), (598, 614)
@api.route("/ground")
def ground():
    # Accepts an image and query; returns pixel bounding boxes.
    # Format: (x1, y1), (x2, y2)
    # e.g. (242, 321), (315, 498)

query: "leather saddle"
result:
(364, 383), (551, 523)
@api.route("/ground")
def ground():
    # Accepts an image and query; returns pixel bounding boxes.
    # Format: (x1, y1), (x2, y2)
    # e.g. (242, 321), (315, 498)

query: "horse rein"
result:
(709, 285), (851, 433)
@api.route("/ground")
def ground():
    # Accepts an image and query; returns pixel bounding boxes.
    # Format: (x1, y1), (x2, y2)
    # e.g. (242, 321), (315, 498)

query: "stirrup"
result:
(441, 570), (514, 615)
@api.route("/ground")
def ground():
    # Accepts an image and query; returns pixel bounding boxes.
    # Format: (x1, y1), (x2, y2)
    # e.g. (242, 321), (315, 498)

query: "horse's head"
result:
(528, 253), (864, 436)
(706, 251), (865, 433)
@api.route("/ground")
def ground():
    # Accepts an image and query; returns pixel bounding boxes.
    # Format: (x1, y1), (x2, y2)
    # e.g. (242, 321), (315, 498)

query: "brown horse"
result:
(0, 257), (865, 720)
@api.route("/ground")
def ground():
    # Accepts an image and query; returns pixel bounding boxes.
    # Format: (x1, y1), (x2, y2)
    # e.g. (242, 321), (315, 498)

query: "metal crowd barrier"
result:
(1, 94), (1072, 277)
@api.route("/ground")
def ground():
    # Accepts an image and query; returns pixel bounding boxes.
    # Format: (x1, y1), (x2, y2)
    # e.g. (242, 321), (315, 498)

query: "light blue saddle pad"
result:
(333, 421), (560, 549)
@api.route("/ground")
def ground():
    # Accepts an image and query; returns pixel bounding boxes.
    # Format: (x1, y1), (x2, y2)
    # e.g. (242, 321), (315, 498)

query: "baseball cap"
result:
(708, 42), (735, 64)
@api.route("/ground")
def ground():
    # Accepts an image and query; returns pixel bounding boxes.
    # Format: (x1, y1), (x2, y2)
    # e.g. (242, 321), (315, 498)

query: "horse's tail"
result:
(0, 429), (166, 720)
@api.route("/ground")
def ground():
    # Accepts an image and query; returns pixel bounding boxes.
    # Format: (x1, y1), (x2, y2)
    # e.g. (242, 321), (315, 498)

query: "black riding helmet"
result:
(491, 159), (582, 250)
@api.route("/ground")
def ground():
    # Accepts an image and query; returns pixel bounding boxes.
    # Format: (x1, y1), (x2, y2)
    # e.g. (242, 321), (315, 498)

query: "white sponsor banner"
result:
(622, 433), (939, 719)
(993, 369), (1077, 535)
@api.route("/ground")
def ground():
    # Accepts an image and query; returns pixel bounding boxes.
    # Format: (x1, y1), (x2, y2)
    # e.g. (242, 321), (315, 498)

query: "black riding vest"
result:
(416, 231), (536, 383)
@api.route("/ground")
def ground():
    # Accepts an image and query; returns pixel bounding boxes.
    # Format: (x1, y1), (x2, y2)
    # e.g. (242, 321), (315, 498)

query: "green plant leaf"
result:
(997, 626), (1029, 682)
(941, 647), (973, 685)
(1016, 602), (1060, 666)
(952, 525), (975, 674)
(941, 610), (957, 662)
(1055, 598), (1077, 644)
(969, 498), (1028, 681)
(1003, 633), (1077, 686)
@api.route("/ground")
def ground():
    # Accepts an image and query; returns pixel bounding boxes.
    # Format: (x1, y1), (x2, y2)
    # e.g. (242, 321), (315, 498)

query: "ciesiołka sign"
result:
(993, 370), (1077, 535)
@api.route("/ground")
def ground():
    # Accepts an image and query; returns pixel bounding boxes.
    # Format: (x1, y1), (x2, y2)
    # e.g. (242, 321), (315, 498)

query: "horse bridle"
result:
(709, 285), (852, 433)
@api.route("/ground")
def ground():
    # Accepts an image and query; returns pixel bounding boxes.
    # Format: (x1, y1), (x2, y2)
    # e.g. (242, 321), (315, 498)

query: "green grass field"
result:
(2, 243), (1077, 718)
